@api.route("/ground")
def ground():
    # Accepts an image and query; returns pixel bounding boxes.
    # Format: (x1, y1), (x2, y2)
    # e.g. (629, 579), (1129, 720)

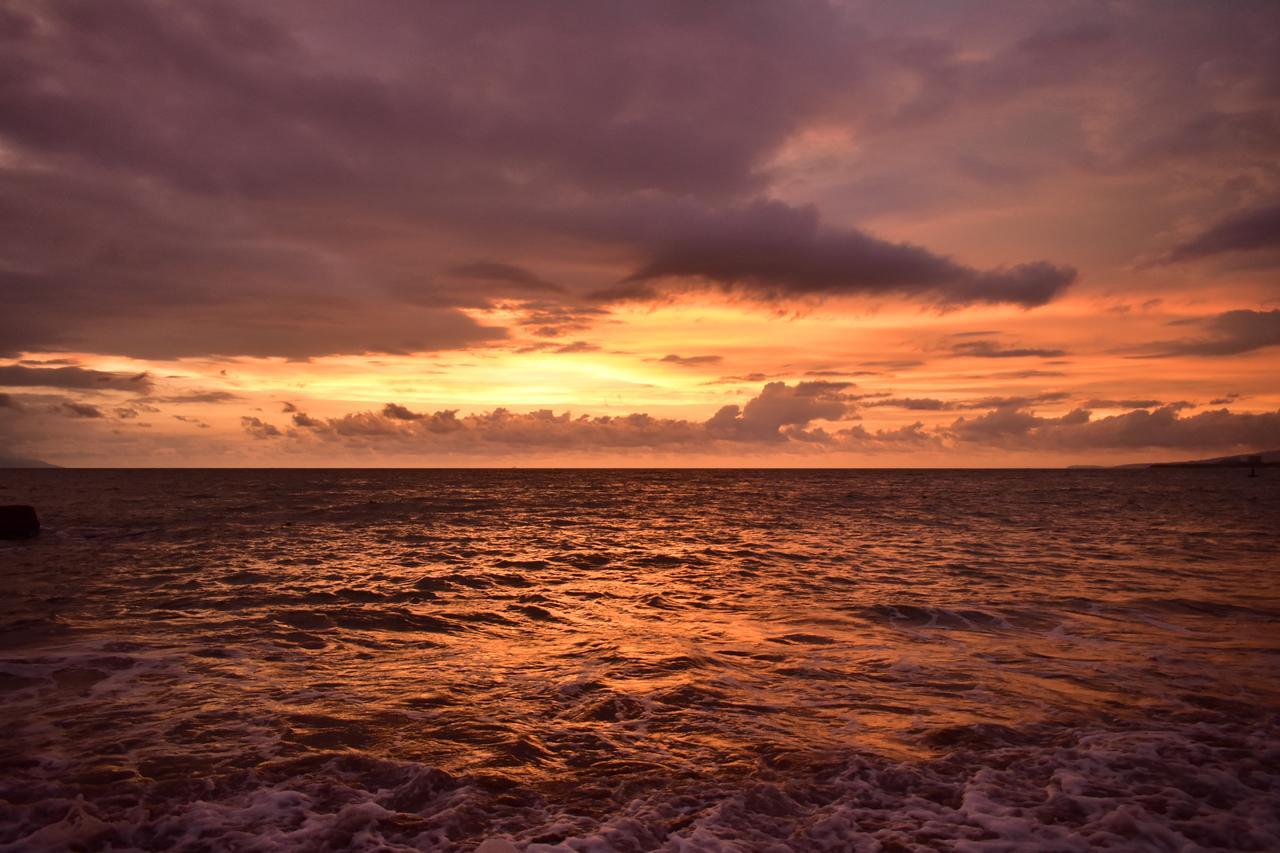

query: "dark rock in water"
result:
(0, 505), (40, 539)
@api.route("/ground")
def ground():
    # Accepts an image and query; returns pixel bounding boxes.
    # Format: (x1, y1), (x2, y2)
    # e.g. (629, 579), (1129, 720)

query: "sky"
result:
(1, 0), (1278, 467)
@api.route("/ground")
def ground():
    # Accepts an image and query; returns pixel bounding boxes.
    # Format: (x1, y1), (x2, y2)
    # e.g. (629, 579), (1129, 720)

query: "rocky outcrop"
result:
(0, 505), (40, 539)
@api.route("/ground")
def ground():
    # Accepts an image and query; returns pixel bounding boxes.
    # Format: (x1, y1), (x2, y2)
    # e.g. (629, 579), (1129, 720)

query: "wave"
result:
(0, 717), (1274, 852)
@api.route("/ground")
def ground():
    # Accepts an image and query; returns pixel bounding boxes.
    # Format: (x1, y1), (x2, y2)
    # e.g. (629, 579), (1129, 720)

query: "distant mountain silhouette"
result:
(1071, 450), (1279, 469)
(1148, 450), (1279, 468)
(0, 454), (58, 468)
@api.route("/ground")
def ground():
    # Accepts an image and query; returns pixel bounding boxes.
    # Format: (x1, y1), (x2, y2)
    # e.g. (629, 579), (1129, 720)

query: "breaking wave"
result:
(1, 468), (1277, 851)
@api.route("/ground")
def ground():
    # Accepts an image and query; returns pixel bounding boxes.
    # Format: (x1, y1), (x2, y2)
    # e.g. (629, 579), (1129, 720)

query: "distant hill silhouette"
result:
(0, 454), (58, 468)
(1070, 450), (1280, 469)
(1148, 450), (1279, 468)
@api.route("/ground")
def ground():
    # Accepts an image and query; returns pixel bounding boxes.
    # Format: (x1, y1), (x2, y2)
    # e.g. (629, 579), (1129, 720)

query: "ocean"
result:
(1, 469), (1277, 851)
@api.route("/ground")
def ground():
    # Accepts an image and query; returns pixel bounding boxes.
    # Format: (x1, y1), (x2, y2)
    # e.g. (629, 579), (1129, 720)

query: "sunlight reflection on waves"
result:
(1, 469), (1277, 850)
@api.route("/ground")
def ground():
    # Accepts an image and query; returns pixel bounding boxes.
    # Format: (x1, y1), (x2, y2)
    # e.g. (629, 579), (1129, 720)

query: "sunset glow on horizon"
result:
(1, 0), (1277, 467)
(3, 6), (1280, 848)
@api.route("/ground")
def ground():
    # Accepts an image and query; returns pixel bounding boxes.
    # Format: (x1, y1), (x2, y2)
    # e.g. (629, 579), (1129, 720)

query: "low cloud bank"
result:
(241, 383), (1278, 457)
(945, 404), (1280, 452)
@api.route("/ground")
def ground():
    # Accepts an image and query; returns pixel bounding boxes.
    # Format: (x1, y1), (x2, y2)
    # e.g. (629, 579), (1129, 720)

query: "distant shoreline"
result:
(2, 463), (1275, 472)
(3, 449), (1277, 471)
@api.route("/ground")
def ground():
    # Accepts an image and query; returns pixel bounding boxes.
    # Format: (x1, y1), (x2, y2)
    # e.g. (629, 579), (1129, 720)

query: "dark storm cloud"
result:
(291, 411), (322, 428)
(150, 391), (242, 404)
(866, 397), (954, 411)
(514, 303), (611, 339)
(861, 360), (924, 370)
(0, 364), (153, 392)
(1135, 108), (1280, 169)
(704, 372), (779, 385)
(949, 341), (1069, 359)
(448, 263), (564, 294)
(1165, 202), (1280, 263)
(57, 400), (104, 419)
(601, 201), (1075, 308)
(0, 0), (1107, 361)
(382, 403), (424, 421)
(512, 339), (601, 354)
(240, 416), (281, 439)
(554, 341), (601, 354)
(0, 0), (854, 358)
(4, 1), (1277, 362)
(0, 392), (20, 410)
(866, 391), (1071, 412)
(660, 354), (724, 367)
(971, 392), (1072, 409)
(984, 369), (1068, 379)
(113, 401), (160, 420)
(1135, 310), (1280, 357)
(1083, 399), (1165, 410)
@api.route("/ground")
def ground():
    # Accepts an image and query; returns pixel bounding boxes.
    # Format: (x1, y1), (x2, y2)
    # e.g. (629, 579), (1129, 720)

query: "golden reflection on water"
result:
(1, 469), (1278, 848)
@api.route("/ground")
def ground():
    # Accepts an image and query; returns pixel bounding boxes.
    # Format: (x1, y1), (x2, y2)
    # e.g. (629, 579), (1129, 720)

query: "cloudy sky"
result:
(1, 0), (1278, 466)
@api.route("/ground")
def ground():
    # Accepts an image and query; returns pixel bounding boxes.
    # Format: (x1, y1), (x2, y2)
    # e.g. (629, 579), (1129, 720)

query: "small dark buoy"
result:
(0, 505), (40, 539)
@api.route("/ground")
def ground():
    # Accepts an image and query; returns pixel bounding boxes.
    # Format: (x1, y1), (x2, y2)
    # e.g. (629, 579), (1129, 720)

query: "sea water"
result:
(1, 469), (1277, 851)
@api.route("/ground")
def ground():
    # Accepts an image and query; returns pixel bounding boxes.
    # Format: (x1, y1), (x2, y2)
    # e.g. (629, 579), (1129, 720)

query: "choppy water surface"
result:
(0, 469), (1277, 851)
